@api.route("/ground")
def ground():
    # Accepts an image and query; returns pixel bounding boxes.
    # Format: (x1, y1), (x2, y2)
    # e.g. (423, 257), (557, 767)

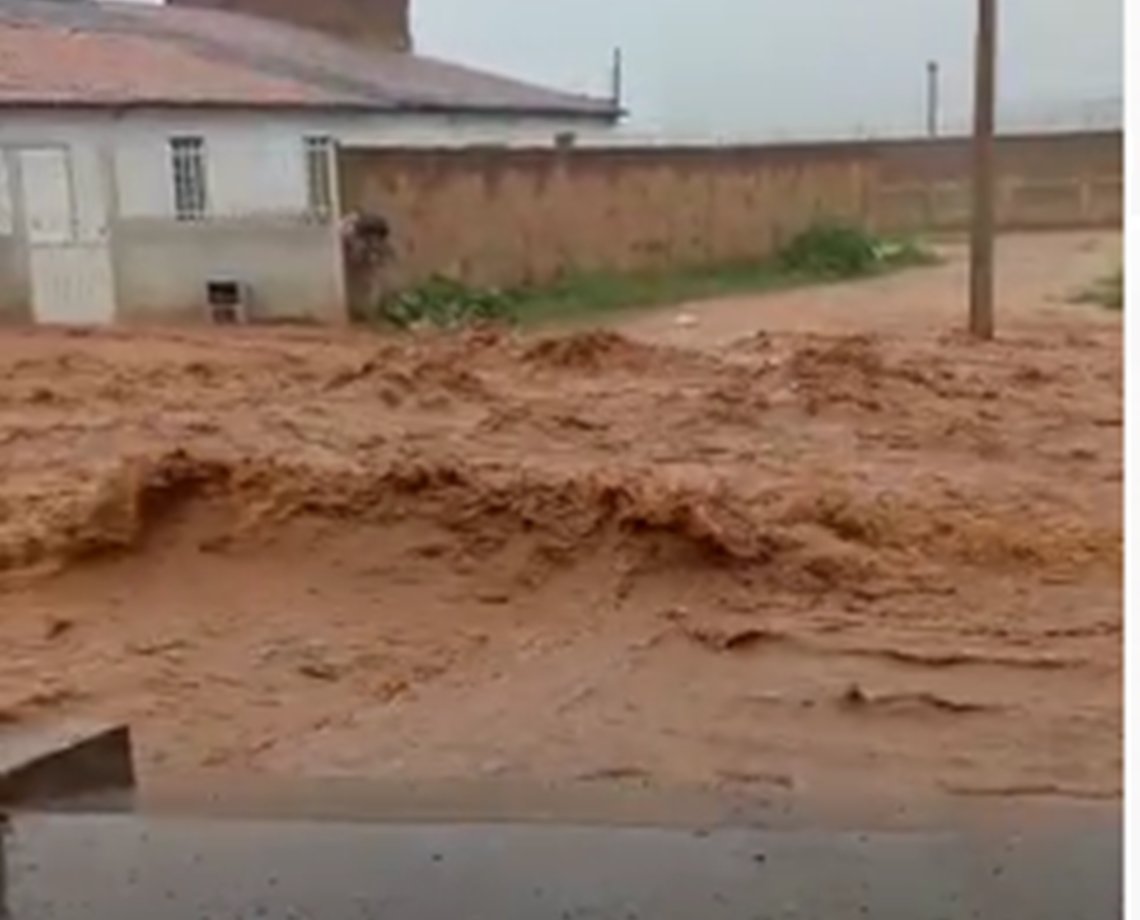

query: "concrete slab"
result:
(0, 722), (135, 808)
(1, 810), (1122, 920)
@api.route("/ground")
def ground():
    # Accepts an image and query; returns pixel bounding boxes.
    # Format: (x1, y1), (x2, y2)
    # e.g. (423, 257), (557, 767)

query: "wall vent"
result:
(205, 280), (251, 325)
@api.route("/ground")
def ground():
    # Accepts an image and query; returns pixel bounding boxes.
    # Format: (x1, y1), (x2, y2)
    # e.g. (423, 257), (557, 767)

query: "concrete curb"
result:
(0, 722), (135, 809)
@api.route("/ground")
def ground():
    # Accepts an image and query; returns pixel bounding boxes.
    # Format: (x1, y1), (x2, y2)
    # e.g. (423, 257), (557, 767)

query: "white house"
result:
(0, 0), (619, 325)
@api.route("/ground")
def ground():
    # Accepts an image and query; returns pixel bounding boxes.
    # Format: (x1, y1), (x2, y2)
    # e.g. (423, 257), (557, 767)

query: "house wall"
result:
(339, 130), (1123, 298)
(0, 107), (611, 324)
(105, 111), (343, 323)
(112, 219), (344, 323)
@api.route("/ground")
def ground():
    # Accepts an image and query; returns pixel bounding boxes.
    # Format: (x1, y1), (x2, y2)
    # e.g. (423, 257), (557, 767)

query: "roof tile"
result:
(0, 20), (328, 106)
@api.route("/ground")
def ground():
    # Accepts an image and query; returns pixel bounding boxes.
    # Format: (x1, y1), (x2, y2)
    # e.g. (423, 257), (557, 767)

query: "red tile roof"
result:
(0, 18), (325, 106)
(0, 1), (617, 117)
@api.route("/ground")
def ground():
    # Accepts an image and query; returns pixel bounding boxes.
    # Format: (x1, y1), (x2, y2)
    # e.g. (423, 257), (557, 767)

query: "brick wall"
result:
(870, 132), (1122, 233)
(339, 130), (1122, 300)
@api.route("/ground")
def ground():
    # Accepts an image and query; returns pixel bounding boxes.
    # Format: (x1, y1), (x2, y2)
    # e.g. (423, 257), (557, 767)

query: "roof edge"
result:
(0, 99), (622, 121)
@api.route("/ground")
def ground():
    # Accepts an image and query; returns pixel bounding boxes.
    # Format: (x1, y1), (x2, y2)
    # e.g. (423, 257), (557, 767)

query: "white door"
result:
(19, 146), (115, 325)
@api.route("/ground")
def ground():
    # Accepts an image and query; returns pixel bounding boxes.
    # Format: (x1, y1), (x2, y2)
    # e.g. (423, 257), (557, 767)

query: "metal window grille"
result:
(170, 137), (208, 221)
(304, 136), (334, 220)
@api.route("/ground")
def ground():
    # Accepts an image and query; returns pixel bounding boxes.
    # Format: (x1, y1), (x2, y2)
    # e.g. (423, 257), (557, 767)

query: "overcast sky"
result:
(413, 0), (1123, 139)
(123, 0), (1123, 139)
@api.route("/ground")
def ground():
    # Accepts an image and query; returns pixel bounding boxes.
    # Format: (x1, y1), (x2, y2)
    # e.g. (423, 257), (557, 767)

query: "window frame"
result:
(304, 135), (335, 221)
(169, 136), (209, 222)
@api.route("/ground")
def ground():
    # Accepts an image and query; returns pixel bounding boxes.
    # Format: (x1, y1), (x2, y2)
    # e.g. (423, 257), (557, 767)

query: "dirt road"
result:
(621, 231), (1121, 343)
(0, 232), (1121, 803)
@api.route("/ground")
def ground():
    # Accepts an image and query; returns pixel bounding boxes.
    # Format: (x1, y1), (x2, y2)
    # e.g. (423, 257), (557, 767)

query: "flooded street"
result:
(0, 232), (1121, 802)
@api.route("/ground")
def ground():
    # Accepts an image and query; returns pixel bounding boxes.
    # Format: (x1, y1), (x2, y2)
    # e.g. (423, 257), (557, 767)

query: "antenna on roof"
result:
(926, 60), (941, 138)
(610, 46), (624, 111)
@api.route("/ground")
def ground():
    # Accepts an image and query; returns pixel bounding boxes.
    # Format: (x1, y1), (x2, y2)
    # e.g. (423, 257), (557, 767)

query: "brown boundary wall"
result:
(338, 130), (1122, 299)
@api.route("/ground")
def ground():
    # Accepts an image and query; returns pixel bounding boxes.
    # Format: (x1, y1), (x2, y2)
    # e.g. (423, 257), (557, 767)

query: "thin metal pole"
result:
(969, 0), (997, 339)
(611, 46), (624, 111)
(926, 60), (940, 138)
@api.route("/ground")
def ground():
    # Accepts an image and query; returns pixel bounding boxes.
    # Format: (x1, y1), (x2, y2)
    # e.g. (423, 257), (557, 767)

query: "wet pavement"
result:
(0, 782), (1122, 919)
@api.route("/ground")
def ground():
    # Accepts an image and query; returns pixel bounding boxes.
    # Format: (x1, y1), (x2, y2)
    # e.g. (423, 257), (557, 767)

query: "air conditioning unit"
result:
(205, 279), (251, 325)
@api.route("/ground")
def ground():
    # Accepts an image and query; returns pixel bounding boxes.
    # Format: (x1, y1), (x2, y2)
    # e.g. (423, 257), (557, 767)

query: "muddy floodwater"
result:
(0, 232), (1122, 804)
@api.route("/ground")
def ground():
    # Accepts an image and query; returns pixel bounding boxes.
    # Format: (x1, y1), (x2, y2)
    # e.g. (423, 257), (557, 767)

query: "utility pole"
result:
(926, 60), (940, 138)
(969, 0), (997, 339)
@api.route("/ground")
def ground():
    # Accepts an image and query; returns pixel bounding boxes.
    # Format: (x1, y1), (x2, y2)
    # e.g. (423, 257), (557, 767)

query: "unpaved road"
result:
(0, 232), (1121, 804)
(622, 231), (1122, 343)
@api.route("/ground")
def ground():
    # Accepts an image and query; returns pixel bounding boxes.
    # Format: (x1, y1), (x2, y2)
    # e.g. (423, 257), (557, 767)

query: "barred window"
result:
(170, 136), (208, 221)
(304, 135), (334, 219)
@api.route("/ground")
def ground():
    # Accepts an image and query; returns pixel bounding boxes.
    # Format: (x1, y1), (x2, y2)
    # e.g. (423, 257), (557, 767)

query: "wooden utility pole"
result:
(969, 0), (997, 339)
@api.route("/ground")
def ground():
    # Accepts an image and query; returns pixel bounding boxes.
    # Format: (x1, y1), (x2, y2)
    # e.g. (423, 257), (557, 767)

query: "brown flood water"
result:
(0, 231), (1122, 805)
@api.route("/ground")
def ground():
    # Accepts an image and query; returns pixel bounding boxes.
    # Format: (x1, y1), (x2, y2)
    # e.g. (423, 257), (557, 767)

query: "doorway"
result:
(18, 146), (115, 326)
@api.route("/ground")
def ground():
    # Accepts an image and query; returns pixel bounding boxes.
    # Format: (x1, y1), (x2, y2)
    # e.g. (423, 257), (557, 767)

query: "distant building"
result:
(0, 0), (618, 326)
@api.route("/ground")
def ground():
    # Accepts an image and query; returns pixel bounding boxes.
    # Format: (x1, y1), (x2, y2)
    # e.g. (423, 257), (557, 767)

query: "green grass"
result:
(367, 225), (940, 330)
(1072, 268), (1123, 311)
(505, 259), (821, 327)
(507, 235), (938, 327)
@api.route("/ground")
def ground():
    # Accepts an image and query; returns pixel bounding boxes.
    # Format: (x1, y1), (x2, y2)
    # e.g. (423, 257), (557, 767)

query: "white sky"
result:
(413, 0), (1123, 139)
(119, 0), (1124, 140)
